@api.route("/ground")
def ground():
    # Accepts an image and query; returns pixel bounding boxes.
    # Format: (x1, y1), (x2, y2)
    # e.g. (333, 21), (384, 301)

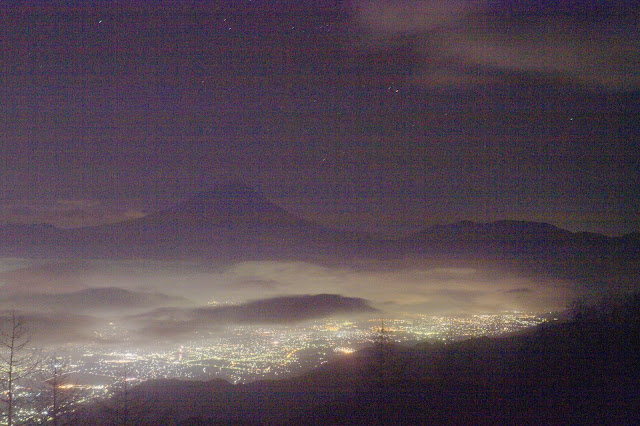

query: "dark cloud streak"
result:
(356, 0), (640, 91)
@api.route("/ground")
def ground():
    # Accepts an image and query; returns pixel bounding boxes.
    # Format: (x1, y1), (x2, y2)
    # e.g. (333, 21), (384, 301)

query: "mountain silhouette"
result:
(404, 220), (574, 244)
(140, 182), (308, 228)
(0, 188), (637, 284)
(394, 219), (640, 291)
(96, 182), (366, 260)
(0, 183), (361, 260)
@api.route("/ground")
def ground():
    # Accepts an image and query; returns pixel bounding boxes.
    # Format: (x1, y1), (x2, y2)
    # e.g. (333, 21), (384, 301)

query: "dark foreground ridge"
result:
(72, 294), (640, 425)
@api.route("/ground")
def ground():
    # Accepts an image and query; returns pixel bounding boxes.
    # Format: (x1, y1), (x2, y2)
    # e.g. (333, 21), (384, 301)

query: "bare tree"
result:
(373, 319), (392, 388)
(37, 355), (79, 425)
(0, 310), (40, 426)
(371, 318), (409, 414)
(98, 363), (148, 425)
(114, 364), (132, 426)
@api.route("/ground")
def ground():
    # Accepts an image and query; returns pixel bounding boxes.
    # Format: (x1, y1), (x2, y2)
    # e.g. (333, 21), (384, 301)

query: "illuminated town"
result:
(10, 311), (552, 422)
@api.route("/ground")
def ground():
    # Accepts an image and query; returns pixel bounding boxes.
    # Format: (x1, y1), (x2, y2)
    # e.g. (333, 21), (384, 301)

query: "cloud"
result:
(0, 200), (147, 228)
(0, 310), (102, 345)
(0, 258), (578, 316)
(230, 278), (282, 290)
(55, 199), (100, 208)
(355, 0), (640, 90)
(130, 294), (377, 341)
(0, 259), (216, 301)
(0, 287), (193, 316)
(0, 258), (578, 346)
(221, 261), (575, 315)
(0, 258), (35, 273)
(357, 0), (474, 34)
(504, 288), (533, 294)
(0, 260), (91, 295)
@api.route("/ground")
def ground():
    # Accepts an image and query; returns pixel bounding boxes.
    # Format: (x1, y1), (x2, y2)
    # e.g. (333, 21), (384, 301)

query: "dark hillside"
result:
(400, 221), (640, 291)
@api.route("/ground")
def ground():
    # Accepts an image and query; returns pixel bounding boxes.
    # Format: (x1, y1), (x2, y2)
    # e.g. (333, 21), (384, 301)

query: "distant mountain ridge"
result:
(0, 184), (637, 273)
(0, 183), (370, 260)
(139, 182), (309, 228)
(404, 220), (575, 243)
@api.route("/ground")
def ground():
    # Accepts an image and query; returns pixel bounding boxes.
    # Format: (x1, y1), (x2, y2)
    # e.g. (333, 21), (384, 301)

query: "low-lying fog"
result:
(0, 257), (576, 346)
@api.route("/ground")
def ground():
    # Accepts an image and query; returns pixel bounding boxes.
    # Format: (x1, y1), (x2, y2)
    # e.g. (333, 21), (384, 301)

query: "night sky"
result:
(2, 0), (639, 236)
